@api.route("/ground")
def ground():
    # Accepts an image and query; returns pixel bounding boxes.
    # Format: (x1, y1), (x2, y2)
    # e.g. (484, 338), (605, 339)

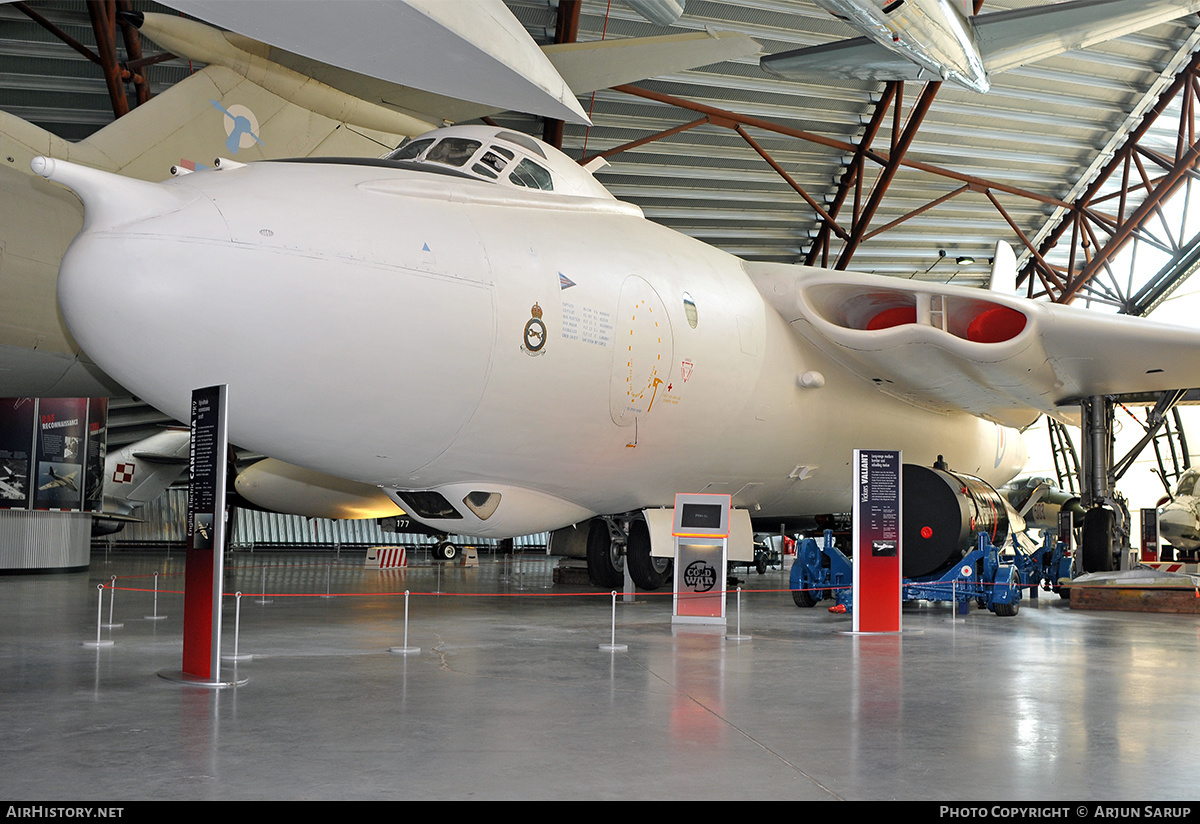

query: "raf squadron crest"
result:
(523, 302), (547, 356)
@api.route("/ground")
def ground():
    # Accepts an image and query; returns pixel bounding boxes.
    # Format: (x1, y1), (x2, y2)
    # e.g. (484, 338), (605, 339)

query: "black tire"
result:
(994, 600), (1019, 617)
(626, 520), (672, 590)
(586, 519), (623, 589)
(433, 541), (457, 561)
(755, 555), (767, 575)
(792, 587), (818, 607)
(1082, 507), (1115, 573)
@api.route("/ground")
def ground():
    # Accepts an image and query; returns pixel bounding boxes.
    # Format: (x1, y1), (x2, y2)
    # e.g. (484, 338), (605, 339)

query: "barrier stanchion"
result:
(599, 591), (628, 652)
(83, 583), (114, 648)
(320, 561), (334, 598)
(949, 579), (965, 623)
(144, 571), (167, 621)
(389, 590), (421, 655)
(256, 564), (273, 605)
(102, 575), (123, 629)
(726, 586), (751, 641)
(223, 592), (252, 662)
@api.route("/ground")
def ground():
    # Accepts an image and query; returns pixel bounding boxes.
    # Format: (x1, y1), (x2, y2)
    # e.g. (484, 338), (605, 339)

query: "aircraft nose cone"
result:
(1158, 505), (1200, 549)
(55, 160), (496, 482)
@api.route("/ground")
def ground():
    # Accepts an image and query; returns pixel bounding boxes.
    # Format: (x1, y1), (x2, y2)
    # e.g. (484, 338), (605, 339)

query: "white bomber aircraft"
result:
(761, 0), (1200, 94)
(34, 122), (1200, 587)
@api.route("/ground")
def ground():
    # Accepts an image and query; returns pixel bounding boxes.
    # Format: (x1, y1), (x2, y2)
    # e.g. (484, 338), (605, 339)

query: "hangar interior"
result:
(5, 0), (1200, 801)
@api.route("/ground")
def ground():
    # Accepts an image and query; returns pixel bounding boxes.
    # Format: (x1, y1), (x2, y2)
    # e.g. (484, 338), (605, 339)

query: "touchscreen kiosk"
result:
(672, 493), (731, 625)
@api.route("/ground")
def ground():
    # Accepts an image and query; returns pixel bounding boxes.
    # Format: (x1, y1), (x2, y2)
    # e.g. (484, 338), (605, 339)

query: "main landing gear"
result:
(585, 516), (673, 591)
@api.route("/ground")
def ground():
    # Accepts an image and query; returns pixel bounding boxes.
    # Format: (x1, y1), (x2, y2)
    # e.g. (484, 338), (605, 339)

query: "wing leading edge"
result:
(747, 252), (1200, 429)
(761, 0), (1200, 89)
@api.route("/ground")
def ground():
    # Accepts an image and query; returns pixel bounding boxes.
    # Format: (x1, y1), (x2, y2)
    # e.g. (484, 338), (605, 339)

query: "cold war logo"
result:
(683, 559), (717, 592)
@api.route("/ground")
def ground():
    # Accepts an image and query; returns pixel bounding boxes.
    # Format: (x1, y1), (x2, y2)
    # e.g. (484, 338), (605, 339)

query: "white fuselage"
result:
(52, 145), (1026, 537)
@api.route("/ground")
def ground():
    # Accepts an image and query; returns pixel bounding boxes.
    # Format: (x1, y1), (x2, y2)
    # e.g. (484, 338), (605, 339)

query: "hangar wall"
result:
(103, 488), (548, 550)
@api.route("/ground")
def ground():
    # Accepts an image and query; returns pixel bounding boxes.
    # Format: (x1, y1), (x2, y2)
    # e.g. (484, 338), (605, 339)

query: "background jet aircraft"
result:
(92, 427), (190, 535)
(1157, 468), (1200, 554)
(761, 0), (1200, 93)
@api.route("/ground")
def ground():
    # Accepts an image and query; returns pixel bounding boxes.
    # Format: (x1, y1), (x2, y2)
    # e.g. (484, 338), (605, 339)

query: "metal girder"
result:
(589, 82), (1070, 272)
(1020, 50), (1200, 308)
(14, 0), (154, 120)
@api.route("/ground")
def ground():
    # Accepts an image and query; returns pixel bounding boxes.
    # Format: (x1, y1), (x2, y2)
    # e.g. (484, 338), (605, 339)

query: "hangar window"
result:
(462, 491), (502, 520)
(509, 159), (554, 191)
(395, 491), (462, 520)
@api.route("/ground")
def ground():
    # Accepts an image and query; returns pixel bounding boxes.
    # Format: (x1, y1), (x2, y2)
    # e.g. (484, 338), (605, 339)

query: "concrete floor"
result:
(2, 547), (1198, 801)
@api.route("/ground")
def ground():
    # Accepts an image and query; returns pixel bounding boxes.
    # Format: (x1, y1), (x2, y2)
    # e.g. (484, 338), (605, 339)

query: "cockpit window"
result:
(425, 138), (481, 168)
(478, 150), (509, 173)
(509, 158), (554, 191)
(386, 137), (434, 161)
(1177, 471), (1197, 497)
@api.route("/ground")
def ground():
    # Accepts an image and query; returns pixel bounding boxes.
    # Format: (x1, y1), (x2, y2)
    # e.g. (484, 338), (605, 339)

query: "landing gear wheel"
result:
(626, 520), (672, 591)
(1082, 507), (1116, 573)
(434, 541), (458, 562)
(586, 519), (623, 589)
(755, 555), (767, 575)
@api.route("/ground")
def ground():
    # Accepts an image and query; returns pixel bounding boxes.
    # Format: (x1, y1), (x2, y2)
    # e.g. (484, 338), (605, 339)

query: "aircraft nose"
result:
(1158, 505), (1200, 547)
(52, 162), (496, 481)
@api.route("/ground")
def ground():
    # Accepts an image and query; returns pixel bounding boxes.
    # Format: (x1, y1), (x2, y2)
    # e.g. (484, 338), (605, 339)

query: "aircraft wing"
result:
(762, 0), (1200, 85)
(761, 36), (930, 84)
(136, 14), (757, 128)
(161, 0), (592, 125)
(747, 259), (1200, 429)
(975, 0), (1200, 75)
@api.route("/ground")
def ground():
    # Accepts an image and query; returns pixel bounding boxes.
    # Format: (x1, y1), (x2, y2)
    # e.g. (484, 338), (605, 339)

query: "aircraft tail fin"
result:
(102, 429), (191, 515)
(987, 240), (1018, 294)
(3, 59), (414, 189)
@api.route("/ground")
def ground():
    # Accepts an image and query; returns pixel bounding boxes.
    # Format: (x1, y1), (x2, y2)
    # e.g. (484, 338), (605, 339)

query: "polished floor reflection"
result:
(1, 548), (1196, 800)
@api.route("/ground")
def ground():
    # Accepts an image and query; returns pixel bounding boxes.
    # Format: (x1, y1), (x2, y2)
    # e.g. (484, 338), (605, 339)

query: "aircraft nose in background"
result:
(1158, 503), (1200, 550)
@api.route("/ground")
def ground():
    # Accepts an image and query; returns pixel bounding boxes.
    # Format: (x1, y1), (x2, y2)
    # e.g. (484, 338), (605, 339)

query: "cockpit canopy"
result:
(1175, 468), (1199, 498)
(384, 125), (614, 201)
